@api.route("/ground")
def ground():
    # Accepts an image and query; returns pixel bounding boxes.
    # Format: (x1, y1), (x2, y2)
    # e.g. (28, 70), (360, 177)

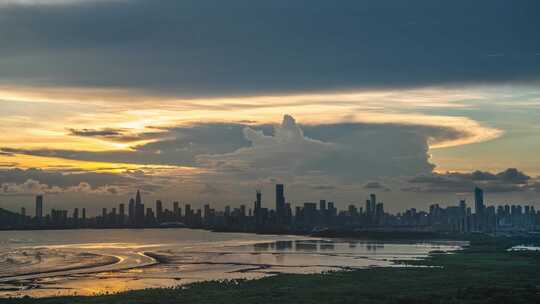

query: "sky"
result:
(0, 0), (540, 215)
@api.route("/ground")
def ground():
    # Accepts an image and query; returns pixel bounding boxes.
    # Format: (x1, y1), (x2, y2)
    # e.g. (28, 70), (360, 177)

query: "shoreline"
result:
(1, 234), (538, 303)
(0, 233), (465, 299)
(0, 254), (121, 282)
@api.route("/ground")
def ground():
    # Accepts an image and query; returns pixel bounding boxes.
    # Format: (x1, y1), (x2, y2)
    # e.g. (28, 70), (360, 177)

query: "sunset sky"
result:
(1, 0), (539, 214)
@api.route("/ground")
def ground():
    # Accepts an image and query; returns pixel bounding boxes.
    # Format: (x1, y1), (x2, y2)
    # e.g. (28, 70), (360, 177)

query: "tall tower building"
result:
(135, 190), (144, 225)
(128, 198), (135, 223)
(185, 204), (192, 225)
(319, 200), (327, 211)
(474, 187), (484, 215)
(156, 200), (163, 220)
(275, 184), (285, 220)
(255, 190), (262, 211)
(370, 194), (377, 214)
(474, 187), (485, 231)
(119, 203), (125, 224)
(254, 190), (262, 226)
(173, 201), (180, 219)
(35, 195), (43, 219)
(135, 190), (142, 205)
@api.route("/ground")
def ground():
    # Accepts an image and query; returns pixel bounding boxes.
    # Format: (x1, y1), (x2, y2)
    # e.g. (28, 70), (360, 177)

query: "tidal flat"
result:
(1, 234), (539, 304)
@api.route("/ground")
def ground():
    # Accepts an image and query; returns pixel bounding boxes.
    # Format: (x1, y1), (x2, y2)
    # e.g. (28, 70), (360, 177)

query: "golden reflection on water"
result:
(0, 229), (465, 298)
(34, 243), (167, 250)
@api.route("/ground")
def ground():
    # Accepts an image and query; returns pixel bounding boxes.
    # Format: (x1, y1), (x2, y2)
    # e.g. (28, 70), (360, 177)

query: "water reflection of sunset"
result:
(0, 229), (464, 298)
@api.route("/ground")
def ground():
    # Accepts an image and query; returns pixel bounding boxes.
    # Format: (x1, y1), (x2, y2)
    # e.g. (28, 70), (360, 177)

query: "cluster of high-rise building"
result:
(397, 187), (539, 233)
(2, 185), (540, 233)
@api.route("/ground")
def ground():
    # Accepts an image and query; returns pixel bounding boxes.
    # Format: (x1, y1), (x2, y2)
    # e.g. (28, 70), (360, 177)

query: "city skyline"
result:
(1, 185), (527, 217)
(1, 0), (540, 213)
(3, 184), (538, 235)
(1, 166), (540, 215)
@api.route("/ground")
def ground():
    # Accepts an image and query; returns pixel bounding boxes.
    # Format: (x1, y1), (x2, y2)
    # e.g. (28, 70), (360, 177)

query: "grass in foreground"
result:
(1, 236), (539, 304)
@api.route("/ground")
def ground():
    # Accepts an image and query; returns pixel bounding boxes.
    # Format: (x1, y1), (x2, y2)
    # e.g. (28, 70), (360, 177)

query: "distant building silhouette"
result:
(119, 203), (125, 224)
(156, 200), (163, 221)
(35, 195), (43, 219)
(276, 184), (285, 223)
(135, 190), (145, 226)
(2, 184), (538, 234)
(474, 187), (485, 231)
(475, 187), (485, 215)
(173, 201), (180, 219)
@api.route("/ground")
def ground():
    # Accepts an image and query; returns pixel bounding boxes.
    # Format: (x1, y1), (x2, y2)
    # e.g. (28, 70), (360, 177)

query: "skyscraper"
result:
(319, 200), (326, 212)
(111, 208), (117, 224)
(474, 187), (484, 215)
(173, 201), (180, 219)
(119, 203), (125, 224)
(135, 190), (144, 225)
(370, 194), (377, 214)
(255, 190), (262, 211)
(185, 204), (192, 225)
(474, 187), (485, 231)
(254, 190), (262, 226)
(156, 200), (163, 220)
(128, 198), (135, 223)
(35, 195), (43, 219)
(365, 199), (371, 217)
(275, 184), (285, 221)
(459, 200), (468, 232)
(135, 189), (142, 206)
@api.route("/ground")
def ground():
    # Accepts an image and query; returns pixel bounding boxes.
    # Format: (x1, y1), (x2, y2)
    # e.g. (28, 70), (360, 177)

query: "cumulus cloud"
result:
(494, 168), (530, 184)
(301, 123), (436, 180)
(2, 115), (459, 184)
(197, 115), (335, 178)
(0, 168), (130, 187)
(0, 179), (122, 196)
(1, 179), (58, 195)
(0, 168), (137, 197)
(197, 115), (439, 184)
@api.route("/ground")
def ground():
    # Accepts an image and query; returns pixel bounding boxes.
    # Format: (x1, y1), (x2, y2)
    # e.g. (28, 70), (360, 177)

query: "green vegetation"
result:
(2, 235), (539, 304)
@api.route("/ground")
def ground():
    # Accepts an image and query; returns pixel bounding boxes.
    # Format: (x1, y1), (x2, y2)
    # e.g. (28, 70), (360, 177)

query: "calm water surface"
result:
(0, 229), (463, 297)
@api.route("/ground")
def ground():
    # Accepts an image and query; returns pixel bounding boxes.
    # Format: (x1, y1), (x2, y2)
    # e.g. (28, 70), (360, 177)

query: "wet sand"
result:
(0, 229), (464, 298)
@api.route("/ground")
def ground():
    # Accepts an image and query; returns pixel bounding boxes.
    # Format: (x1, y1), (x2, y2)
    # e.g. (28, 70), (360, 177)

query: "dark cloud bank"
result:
(403, 168), (535, 194)
(0, 0), (538, 95)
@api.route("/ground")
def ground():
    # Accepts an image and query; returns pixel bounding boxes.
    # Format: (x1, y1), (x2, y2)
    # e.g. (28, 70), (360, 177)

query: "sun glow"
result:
(0, 153), (179, 174)
(0, 85), (507, 173)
